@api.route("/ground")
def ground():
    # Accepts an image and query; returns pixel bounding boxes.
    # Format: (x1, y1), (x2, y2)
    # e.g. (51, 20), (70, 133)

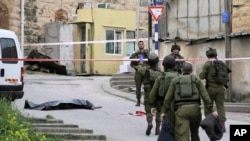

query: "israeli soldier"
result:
(160, 62), (217, 141)
(199, 47), (231, 132)
(168, 44), (185, 74)
(143, 53), (162, 136)
(149, 55), (178, 135)
(130, 40), (150, 106)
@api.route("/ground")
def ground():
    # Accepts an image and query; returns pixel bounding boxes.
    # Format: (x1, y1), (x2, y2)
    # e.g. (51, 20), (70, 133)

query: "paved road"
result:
(14, 74), (250, 141)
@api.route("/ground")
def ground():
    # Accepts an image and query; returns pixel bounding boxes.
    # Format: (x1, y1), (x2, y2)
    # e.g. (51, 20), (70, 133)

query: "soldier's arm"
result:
(199, 62), (209, 80)
(160, 79), (176, 114)
(196, 78), (213, 113)
(149, 76), (161, 105)
(130, 53), (138, 69)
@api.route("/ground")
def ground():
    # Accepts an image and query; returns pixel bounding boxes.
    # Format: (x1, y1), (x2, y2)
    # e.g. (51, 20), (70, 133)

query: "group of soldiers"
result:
(129, 41), (230, 141)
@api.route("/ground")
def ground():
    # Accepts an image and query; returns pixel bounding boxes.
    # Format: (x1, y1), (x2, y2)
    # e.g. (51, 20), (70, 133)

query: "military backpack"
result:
(207, 60), (230, 86)
(158, 72), (179, 97)
(174, 75), (200, 103)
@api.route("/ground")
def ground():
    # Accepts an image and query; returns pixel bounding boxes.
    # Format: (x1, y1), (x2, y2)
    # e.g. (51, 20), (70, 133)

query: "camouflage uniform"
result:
(130, 49), (150, 106)
(161, 73), (213, 141)
(199, 62), (226, 122)
(149, 69), (178, 132)
(143, 65), (162, 135)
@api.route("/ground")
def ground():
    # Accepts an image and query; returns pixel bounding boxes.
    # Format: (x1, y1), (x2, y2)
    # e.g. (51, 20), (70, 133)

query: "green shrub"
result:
(0, 98), (60, 141)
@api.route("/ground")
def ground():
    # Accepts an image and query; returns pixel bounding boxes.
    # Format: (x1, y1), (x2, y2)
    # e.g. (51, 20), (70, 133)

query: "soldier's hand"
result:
(151, 108), (156, 116)
(211, 111), (218, 118)
(160, 113), (165, 121)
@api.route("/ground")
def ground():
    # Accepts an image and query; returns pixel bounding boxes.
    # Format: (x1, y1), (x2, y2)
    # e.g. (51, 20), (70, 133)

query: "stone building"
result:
(0, 0), (150, 55)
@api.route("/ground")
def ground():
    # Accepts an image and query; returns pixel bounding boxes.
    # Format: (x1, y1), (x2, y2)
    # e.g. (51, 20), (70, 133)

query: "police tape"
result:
(2, 57), (250, 62)
(22, 38), (149, 47)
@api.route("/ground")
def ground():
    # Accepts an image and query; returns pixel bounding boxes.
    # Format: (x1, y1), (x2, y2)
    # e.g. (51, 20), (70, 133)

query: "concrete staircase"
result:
(29, 117), (106, 141)
(110, 72), (137, 94)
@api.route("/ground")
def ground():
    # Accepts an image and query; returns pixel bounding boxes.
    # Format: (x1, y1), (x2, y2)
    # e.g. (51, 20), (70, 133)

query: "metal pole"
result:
(21, 0), (25, 53)
(154, 21), (158, 55)
(136, 0), (140, 47)
(224, 0), (232, 101)
(148, 11), (152, 50)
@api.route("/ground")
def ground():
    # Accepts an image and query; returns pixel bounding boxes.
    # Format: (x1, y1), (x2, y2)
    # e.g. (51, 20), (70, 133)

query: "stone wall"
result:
(1, 0), (148, 43)
(2, 0), (149, 54)
(232, 0), (250, 33)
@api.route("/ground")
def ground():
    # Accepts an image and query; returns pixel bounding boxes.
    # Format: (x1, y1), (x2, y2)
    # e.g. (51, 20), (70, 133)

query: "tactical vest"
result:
(207, 60), (229, 86)
(174, 75), (200, 104)
(158, 72), (179, 97)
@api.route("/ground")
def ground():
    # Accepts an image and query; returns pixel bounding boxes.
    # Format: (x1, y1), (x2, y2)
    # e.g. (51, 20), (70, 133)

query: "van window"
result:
(0, 38), (18, 64)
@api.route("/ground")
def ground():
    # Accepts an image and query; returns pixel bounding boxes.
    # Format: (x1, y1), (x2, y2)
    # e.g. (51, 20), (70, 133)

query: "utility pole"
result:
(136, 0), (140, 48)
(224, 0), (232, 101)
(148, 0), (153, 51)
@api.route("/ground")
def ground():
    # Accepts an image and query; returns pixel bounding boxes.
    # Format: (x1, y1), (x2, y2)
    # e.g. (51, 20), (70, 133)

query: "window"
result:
(126, 31), (135, 56)
(0, 38), (18, 64)
(105, 30), (123, 55)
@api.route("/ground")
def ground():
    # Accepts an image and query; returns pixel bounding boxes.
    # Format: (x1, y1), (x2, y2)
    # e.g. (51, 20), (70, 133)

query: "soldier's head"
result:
(162, 55), (176, 71)
(138, 40), (145, 50)
(148, 53), (159, 66)
(171, 44), (181, 55)
(206, 47), (217, 58)
(181, 62), (193, 74)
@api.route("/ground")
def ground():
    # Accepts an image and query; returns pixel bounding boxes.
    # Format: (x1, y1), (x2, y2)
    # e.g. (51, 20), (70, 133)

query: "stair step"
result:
(110, 76), (134, 81)
(112, 85), (135, 90)
(40, 132), (106, 140)
(112, 72), (134, 77)
(28, 117), (64, 124)
(33, 127), (93, 134)
(32, 123), (79, 128)
(110, 80), (135, 87)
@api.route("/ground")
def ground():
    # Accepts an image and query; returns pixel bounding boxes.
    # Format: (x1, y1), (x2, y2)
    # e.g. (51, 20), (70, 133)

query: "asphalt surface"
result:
(102, 76), (250, 141)
(102, 79), (250, 123)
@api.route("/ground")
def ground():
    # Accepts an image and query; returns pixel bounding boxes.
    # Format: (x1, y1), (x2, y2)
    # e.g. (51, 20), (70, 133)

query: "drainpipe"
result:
(224, 0), (232, 101)
(21, 0), (25, 53)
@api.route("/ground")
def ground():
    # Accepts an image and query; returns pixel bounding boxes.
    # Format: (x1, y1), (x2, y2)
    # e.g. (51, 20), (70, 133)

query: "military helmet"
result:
(171, 44), (181, 52)
(206, 47), (217, 58)
(148, 53), (159, 66)
(182, 62), (193, 74)
(162, 55), (176, 69)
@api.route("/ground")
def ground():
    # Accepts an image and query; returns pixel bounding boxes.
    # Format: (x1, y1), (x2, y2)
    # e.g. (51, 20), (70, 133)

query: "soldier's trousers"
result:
(134, 71), (143, 100)
(205, 85), (226, 122)
(175, 104), (201, 141)
(144, 90), (153, 119)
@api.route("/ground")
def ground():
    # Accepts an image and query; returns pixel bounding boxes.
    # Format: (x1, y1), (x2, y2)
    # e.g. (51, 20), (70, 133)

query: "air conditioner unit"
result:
(97, 3), (110, 9)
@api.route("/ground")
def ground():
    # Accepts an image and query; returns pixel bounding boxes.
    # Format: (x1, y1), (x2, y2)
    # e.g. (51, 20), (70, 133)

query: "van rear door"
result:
(0, 30), (24, 100)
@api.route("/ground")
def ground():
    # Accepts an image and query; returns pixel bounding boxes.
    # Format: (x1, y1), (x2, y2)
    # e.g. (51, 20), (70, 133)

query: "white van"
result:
(0, 29), (24, 101)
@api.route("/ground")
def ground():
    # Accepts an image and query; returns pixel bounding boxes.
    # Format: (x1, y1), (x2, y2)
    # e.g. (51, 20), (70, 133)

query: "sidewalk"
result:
(102, 76), (250, 123)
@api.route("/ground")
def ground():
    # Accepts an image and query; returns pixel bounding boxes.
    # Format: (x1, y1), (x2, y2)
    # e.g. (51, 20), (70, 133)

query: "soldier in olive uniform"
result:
(168, 44), (185, 74)
(130, 40), (150, 106)
(160, 62), (217, 141)
(149, 55), (178, 135)
(199, 48), (230, 132)
(143, 53), (162, 136)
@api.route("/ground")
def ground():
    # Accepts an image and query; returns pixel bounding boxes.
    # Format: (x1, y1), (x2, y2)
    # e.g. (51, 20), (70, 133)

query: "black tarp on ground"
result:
(24, 99), (101, 110)
(25, 49), (67, 75)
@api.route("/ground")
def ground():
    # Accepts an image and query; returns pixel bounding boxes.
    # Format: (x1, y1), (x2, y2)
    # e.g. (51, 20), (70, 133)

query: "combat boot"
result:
(155, 122), (161, 135)
(135, 99), (140, 106)
(146, 117), (153, 136)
